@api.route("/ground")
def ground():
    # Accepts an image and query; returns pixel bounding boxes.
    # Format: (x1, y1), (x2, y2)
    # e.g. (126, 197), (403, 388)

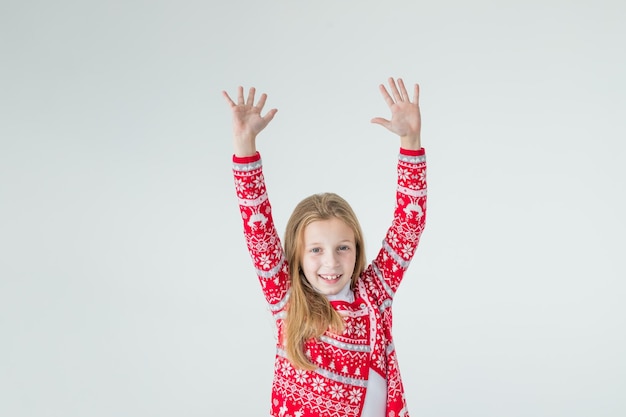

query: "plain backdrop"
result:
(1, 0), (625, 416)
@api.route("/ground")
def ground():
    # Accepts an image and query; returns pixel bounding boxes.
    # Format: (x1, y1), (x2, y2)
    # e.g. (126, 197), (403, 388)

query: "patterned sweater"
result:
(233, 148), (427, 417)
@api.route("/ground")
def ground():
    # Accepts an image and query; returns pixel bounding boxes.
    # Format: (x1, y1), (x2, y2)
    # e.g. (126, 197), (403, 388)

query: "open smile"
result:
(319, 274), (342, 282)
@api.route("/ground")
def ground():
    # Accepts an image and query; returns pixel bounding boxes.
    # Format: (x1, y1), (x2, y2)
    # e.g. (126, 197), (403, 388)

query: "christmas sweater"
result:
(233, 148), (427, 417)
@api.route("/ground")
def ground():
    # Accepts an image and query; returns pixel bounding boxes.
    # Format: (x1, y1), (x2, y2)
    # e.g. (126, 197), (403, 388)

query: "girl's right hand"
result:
(222, 86), (277, 157)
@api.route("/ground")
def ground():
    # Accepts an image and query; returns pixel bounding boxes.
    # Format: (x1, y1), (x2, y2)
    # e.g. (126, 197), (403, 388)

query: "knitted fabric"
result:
(233, 148), (427, 417)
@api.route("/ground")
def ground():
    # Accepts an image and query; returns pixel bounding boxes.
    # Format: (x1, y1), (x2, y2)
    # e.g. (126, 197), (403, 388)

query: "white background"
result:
(1, 0), (625, 416)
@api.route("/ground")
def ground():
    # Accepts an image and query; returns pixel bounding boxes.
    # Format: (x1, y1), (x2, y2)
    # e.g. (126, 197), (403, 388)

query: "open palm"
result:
(371, 78), (421, 139)
(223, 86), (277, 140)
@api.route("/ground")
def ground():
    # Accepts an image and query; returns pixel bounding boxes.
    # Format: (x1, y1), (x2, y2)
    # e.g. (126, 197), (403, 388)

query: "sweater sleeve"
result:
(370, 147), (427, 296)
(232, 152), (289, 308)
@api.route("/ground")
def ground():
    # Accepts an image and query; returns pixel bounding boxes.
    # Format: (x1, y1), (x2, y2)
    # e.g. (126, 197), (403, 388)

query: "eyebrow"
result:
(305, 239), (354, 247)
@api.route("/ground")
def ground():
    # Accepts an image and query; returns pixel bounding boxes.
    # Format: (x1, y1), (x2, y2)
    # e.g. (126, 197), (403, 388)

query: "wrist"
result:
(400, 134), (421, 150)
(233, 134), (257, 157)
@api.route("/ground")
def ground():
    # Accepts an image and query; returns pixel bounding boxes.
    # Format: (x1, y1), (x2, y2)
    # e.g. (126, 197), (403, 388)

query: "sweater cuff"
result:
(232, 152), (261, 164)
(400, 147), (425, 156)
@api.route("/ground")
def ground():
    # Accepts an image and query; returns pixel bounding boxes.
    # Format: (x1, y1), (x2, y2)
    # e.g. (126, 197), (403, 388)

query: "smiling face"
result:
(300, 217), (357, 296)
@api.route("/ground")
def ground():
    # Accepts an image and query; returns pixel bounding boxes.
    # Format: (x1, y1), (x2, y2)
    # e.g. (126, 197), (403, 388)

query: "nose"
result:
(322, 251), (339, 267)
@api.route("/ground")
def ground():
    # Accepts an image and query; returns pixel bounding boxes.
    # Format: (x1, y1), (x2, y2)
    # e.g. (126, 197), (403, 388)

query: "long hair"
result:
(283, 193), (367, 370)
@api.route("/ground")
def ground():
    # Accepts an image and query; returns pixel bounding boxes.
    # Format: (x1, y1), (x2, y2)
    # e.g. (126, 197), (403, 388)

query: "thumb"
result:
(263, 108), (278, 123)
(370, 117), (390, 128)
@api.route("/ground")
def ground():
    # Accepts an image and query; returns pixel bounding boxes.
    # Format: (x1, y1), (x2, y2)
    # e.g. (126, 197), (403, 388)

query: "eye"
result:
(310, 247), (321, 253)
(338, 245), (350, 251)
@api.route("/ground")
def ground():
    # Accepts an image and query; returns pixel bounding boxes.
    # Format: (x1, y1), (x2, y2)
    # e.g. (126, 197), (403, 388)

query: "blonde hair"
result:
(283, 193), (366, 370)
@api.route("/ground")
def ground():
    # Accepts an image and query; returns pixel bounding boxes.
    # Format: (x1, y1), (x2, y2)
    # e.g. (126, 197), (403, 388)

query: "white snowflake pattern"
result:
(348, 387), (362, 404)
(354, 322), (367, 338)
(253, 174), (265, 189)
(311, 376), (327, 393)
(234, 178), (245, 193)
(294, 369), (309, 384)
(259, 253), (272, 269)
(342, 320), (353, 336)
(398, 168), (411, 181)
(387, 230), (399, 247)
(329, 383), (346, 399)
(280, 360), (293, 377)
(400, 242), (413, 259)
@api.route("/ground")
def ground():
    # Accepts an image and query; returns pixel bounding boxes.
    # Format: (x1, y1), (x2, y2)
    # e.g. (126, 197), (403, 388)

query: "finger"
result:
(388, 77), (403, 102)
(222, 90), (236, 107)
(379, 84), (394, 107)
(413, 83), (420, 104)
(256, 93), (268, 112)
(236, 86), (244, 105)
(246, 87), (256, 107)
(263, 108), (278, 123)
(370, 117), (390, 128)
(398, 78), (410, 102)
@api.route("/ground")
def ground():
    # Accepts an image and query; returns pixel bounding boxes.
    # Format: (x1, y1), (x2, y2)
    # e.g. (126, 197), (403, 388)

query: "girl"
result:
(223, 77), (427, 417)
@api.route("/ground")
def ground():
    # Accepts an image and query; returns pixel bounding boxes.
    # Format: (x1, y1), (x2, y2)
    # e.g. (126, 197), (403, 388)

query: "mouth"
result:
(319, 274), (342, 283)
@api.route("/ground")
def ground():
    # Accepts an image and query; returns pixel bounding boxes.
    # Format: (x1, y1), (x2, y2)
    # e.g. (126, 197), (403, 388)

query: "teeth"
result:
(320, 274), (341, 281)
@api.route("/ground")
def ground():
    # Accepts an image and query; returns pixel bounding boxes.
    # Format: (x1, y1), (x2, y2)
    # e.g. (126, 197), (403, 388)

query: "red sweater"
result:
(233, 148), (427, 417)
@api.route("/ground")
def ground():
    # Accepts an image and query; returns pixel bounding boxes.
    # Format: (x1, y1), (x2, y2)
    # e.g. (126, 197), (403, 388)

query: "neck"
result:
(325, 281), (354, 302)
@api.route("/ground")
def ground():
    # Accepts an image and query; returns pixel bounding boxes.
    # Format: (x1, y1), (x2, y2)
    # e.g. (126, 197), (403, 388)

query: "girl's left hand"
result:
(371, 77), (421, 149)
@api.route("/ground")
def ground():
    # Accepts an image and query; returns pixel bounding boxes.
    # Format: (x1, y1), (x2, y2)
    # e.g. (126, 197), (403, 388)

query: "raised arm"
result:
(368, 77), (427, 295)
(225, 87), (287, 307)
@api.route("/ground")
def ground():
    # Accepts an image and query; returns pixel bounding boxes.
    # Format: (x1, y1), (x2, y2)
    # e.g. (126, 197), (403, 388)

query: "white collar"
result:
(325, 281), (354, 303)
